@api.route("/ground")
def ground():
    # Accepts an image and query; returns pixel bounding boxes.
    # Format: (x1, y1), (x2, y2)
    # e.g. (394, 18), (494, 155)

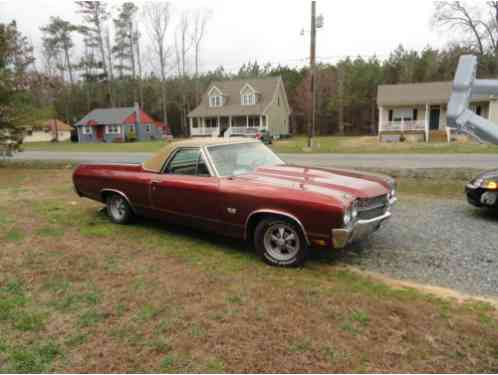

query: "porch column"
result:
(425, 103), (429, 143)
(259, 115), (263, 129)
(246, 116), (249, 129)
(378, 106), (383, 141)
(189, 117), (193, 135)
(202, 117), (206, 136)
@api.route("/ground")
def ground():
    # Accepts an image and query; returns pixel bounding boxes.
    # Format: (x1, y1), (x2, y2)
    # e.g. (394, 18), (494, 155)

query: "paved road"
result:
(12, 151), (498, 169)
(336, 197), (498, 298)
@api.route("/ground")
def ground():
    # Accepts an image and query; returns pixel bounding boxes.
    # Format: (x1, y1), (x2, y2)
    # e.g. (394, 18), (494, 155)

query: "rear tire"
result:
(254, 217), (308, 267)
(106, 194), (132, 224)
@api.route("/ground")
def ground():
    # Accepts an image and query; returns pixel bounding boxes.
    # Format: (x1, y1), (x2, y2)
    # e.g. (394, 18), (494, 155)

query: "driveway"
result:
(12, 151), (498, 169)
(337, 196), (498, 298)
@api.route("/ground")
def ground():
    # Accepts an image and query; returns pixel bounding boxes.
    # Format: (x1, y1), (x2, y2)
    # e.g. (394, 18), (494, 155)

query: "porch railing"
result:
(190, 127), (219, 136)
(380, 120), (426, 132)
(229, 126), (259, 135)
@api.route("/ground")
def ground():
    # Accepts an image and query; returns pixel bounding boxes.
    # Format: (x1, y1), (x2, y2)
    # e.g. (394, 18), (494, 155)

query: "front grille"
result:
(357, 194), (388, 220)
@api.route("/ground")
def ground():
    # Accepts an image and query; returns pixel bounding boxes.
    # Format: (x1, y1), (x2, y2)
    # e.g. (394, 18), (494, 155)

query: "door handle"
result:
(151, 179), (161, 190)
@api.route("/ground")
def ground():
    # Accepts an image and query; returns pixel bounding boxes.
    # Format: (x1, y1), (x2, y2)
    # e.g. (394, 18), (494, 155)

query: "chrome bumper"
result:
(332, 211), (392, 249)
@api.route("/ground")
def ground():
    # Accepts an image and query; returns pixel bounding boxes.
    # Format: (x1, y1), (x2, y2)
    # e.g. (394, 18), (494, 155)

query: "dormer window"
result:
(240, 83), (258, 106)
(209, 95), (223, 107)
(208, 86), (223, 107)
(241, 94), (256, 106)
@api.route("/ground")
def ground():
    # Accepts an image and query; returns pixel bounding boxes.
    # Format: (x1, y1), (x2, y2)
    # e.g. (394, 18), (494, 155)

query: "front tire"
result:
(254, 218), (308, 267)
(106, 194), (132, 224)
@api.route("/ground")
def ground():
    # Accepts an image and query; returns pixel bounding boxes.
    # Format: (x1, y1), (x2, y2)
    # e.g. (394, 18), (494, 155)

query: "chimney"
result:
(134, 102), (141, 126)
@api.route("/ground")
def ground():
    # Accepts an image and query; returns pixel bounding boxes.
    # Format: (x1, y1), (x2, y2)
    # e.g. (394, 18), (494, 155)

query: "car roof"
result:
(142, 137), (259, 173)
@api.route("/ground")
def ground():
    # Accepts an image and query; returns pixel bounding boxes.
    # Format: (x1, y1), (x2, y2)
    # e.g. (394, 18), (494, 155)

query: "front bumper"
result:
(332, 211), (392, 249)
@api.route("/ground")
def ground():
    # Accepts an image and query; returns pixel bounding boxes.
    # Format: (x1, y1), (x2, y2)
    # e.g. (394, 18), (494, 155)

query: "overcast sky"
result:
(0, 0), (449, 74)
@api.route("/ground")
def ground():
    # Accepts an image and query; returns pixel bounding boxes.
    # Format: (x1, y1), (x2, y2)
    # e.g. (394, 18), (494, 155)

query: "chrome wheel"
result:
(263, 223), (300, 262)
(109, 195), (127, 221)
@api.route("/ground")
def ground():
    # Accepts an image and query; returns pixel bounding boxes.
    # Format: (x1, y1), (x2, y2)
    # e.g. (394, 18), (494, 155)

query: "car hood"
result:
(472, 169), (498, 182)
(236, 164), (390, 203)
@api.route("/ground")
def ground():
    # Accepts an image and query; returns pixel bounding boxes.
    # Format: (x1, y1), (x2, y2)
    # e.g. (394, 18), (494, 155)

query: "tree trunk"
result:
(370, 94), (377, 135)
(337, 67), (344, 135)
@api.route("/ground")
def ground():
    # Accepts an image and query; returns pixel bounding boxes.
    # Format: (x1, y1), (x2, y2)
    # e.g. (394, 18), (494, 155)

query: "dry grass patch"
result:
(0, 168), (497, 372)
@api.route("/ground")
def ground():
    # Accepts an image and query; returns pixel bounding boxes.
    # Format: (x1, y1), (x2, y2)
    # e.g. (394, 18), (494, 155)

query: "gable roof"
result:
(377, 81), (494, 106)
(188, 77), (282, 117)
(25, 119), (73, 131)
(75, 107), (137, 126)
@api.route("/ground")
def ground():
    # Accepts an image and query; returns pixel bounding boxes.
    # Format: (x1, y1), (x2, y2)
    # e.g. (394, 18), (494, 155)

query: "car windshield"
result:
(207, 142), (284, 177)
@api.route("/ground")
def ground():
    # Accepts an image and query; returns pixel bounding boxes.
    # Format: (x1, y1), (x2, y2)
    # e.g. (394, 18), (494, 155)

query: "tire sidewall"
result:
(106, 194), (132, 224)
(254, 218), (308, 267)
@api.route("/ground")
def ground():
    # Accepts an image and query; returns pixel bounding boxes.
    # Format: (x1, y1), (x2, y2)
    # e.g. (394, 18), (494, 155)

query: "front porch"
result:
(190, 115), (267, 137)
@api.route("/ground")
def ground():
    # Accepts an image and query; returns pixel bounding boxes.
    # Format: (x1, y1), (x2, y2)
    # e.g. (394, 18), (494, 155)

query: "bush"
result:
(126, 132), (137, 143)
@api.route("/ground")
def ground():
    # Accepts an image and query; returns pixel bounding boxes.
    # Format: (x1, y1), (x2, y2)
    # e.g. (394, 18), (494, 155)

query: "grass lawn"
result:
(22, 136), (498, 154)
(0, 168), (497, 372)
(271, 136), (498, 154)
(22, 140), (167, 153)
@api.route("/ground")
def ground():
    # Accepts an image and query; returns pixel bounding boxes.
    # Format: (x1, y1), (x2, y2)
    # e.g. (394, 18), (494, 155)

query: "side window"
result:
(164, 148), (211, 176)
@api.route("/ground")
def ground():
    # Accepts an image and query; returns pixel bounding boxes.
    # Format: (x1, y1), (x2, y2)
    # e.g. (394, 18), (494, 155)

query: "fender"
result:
(100, 188), (136, 214)
(244, 209), (310, 245)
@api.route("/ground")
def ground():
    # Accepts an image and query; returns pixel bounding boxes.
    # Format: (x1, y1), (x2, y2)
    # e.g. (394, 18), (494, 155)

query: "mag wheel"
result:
(106, 194), (132, 224)
(254, 218), (308, 267)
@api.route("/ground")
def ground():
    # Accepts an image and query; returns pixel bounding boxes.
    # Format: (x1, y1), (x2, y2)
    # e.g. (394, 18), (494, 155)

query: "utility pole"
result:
(308, 0), (316, 148)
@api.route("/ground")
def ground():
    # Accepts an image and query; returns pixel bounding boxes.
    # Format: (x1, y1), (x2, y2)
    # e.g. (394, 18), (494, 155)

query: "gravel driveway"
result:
(338, 196), (498, 298)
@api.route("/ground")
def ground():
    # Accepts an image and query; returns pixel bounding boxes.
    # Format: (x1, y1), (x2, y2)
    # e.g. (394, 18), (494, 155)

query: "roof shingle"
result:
(75, 107), (136, 126)
(188, 77), (281, 117)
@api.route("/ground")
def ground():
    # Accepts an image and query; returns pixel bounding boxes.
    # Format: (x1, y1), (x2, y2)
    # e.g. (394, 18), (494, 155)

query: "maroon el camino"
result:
(73, 138), (396, 267)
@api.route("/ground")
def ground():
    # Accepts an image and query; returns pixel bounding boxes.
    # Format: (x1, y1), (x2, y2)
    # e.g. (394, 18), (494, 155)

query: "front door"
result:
(96, 126), (104, 141)
(150, 147), (221, 230)
(429, 107), (440, 130)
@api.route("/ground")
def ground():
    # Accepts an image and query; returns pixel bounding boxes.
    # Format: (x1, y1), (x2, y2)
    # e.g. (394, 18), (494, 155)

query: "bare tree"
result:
(175, 11), (192, 77)
(77, 1), (114, 106)
(175, 11), (193, 135)
(190, 9), (210, 104)
(134, 28), (144, 107)
(143, 1), (172, 125)
(432, 1), (492, 55)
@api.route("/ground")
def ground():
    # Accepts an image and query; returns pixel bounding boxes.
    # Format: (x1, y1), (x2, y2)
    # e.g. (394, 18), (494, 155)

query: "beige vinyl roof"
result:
(188, 77), (281, 117)
(377, 81), (493, 106)
(142, 137), (258, 173)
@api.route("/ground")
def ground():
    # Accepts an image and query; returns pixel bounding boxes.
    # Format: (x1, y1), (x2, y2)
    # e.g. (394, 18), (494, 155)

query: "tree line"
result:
(2, 1), (498, 141)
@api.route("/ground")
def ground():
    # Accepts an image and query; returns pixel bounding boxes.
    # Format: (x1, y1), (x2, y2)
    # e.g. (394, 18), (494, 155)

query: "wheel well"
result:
(100, 190), (135, 213)
(246, 212), (308, 244)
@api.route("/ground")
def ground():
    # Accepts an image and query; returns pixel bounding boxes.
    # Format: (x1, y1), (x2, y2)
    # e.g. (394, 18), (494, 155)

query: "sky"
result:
(0, 0), (450, 74)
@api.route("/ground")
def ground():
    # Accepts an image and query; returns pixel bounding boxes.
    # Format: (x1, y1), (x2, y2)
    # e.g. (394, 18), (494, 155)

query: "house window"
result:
(248, 116), (260, 127)
(205, 118), (218, 128)
(105, 125), (121, 134)
(209, 95), (223, 107)
(27, 129), (33, 136)
(82, 126), (92, 135)
(392, 108), (414, 122)
(476, 105), (482, 116)
(241, 94), (256, 106)
(128, 125), (136, 133)
(144, 124), (152, 133)
(192, 118), (199, 128)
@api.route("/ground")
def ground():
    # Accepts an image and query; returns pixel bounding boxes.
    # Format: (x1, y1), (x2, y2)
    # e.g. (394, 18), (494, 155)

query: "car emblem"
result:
(227, 208), (237, 215)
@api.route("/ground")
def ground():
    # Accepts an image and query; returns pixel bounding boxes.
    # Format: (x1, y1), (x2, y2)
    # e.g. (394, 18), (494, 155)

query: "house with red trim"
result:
(75, 104), (169, 143)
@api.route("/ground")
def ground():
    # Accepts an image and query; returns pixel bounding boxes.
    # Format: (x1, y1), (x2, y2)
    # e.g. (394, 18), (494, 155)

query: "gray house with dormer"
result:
(187, 77), (291, 138)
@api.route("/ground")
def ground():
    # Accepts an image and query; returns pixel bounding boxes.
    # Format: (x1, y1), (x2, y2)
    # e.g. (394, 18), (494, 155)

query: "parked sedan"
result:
(465, 169), (498, 209)
(73, 138), (396, 267)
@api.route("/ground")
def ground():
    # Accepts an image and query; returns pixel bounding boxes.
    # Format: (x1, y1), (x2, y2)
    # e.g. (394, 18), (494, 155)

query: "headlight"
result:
(351, 201), (358, 219)
(483, 180), (498, 189)
(343, 207), (352, 226)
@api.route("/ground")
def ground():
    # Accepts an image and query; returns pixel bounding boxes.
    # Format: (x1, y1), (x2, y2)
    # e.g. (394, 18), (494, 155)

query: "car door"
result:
(150, 147), (222, 230)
